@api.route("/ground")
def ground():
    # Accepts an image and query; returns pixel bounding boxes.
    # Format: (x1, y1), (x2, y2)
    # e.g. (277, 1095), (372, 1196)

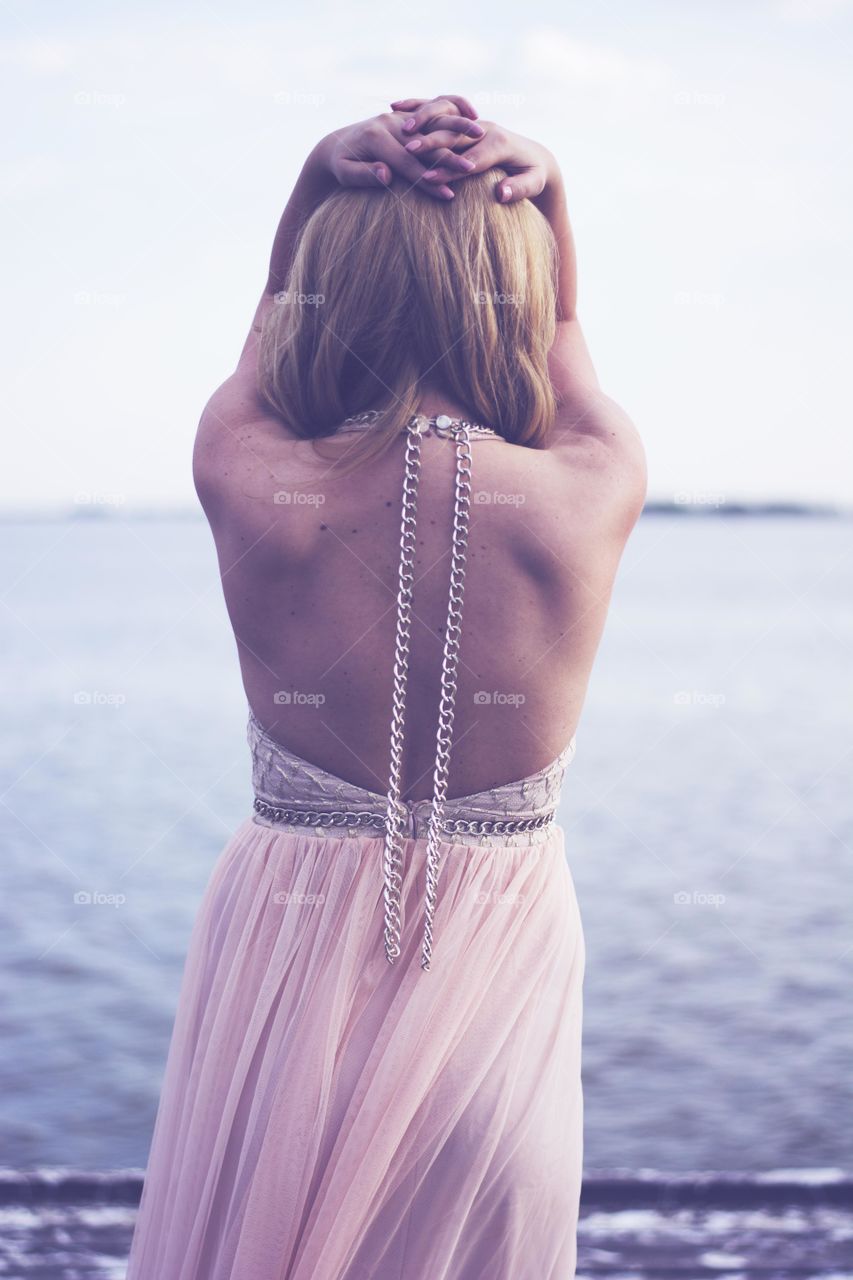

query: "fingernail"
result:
(501, 184), (512, 201)
(440, 187), (455, 200)
(403, 118), (416, 132)
(459, 157), (476, 171)
(405, 139), (422, 152)
(422, 169), (439, 179)
(373, 164), (387, 183)
(469, 124), (485, 137)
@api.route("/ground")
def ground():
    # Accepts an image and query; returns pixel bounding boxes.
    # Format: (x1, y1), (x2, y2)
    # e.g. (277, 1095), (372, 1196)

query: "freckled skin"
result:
(195, 377), (645, 799)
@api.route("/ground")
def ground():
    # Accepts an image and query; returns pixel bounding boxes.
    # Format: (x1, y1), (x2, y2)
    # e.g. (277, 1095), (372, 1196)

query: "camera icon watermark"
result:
(673, 890), (726, 909)
(673, 489), (727, 507)
(273, 490), (325, 505)
(673, 89), (726, 108)
(473, 490), (526, 506)
(475, 890), (526, 907)
(273, 690), (326, 706)
(474, 289), (524, 307)
(74, 290), (125, 308)
(273, 289), (324, 307)
(73, 90), (127, 108)
(673, 690), (726, 708)
(73, 691), (126, 707)
(473, 690), (526, 706)
(73, 890), (127, 907)
(272, 90), (326, 107)
(74, 490), (126, 507)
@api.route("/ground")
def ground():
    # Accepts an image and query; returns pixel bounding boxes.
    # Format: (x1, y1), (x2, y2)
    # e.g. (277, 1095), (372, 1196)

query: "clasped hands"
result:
(322, 94), (554, 205)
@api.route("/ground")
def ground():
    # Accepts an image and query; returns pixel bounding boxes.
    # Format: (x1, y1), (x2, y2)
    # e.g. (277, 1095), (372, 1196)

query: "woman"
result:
(125, 94), (647, 1280)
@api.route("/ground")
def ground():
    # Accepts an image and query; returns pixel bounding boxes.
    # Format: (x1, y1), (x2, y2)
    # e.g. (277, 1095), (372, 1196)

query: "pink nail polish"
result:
(422, 169), (438, 179)
(406, 139), (422, 152)
(404, 118), (416, 132)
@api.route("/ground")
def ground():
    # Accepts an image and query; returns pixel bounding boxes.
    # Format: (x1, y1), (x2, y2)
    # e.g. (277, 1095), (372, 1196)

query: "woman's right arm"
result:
(531, 166), (602, 396)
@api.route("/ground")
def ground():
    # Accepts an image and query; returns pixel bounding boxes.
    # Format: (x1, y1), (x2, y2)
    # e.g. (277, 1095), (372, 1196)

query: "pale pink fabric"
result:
(125, 815), (585, 1279)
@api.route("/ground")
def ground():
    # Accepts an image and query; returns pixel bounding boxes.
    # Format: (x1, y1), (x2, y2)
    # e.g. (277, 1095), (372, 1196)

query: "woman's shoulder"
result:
(485, 388), (647, 557)
(192, 371), (300, 515)
(546, 385), (647, 527)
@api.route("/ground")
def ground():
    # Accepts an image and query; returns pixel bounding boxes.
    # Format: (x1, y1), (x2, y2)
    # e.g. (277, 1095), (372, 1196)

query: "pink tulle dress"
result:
(125, 415), (585, 1279)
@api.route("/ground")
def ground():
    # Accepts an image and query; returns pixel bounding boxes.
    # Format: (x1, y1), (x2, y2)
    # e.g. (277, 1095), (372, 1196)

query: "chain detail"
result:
(439, 813), (554, 835)
(326, 412), (534, 972)
(253, 799), (385, 829)
(253, 796), (556, 837)
(341, 410), (500, 442)
(419, 424), (474, 970)
(381, 417), (426, 964)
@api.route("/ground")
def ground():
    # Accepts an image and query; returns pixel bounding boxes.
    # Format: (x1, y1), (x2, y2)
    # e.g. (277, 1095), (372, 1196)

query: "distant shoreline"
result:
(642, 499), (849, 517)
(0, 501), (849, 521)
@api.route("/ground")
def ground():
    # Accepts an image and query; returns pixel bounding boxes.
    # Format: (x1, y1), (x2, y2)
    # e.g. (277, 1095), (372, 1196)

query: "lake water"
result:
(1, 512), (851, 1177)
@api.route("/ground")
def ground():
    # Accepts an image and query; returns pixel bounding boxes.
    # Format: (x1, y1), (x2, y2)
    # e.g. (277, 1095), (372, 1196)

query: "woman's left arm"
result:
(232, 141), (335, 375)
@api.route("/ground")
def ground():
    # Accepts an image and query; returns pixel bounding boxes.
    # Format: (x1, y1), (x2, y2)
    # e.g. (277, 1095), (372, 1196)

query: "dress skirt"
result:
(124, 817), (585, 1280)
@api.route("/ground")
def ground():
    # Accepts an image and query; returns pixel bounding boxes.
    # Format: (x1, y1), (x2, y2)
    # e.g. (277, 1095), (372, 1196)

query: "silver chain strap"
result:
(340, 412), (521, 970)
(381, 418), (425, 964)
(379, 413), (475, 971)
(420, 425), (473, 970)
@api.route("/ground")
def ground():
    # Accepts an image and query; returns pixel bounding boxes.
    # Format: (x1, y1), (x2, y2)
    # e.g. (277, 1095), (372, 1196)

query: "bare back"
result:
(194, 325), (646, 801)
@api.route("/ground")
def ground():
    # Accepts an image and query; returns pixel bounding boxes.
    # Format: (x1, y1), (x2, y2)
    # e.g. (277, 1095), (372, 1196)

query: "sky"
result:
(1, 0), (851, 509)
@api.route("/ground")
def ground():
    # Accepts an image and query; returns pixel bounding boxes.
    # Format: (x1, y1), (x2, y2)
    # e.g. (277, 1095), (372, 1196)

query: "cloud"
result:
(778, 0), (853, 22)
(521, 29), (669, 93)
(0, 154), (66, 199)
(0, 38), (76, 73)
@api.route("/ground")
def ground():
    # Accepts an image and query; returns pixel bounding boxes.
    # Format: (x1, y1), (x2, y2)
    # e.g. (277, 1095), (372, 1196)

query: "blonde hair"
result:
(257, 167), (558, 471)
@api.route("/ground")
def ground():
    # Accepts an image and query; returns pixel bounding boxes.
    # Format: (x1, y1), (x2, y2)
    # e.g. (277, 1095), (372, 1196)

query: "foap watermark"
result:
(272, 90), (326, 107)
(273, 891), (326, 906)
(673, 890), (726, 909)
(74, 490), (126, 507)
(473, 90), (528, 109)
(73, 89), (127, 108)
(273, 690), (325, 706)
(273, 490), (325, 506)
(673, 88), (726, 108)
(673, 490), (727, 508)
(73, 890), (127, 907)
(273, 289), (324, 308)
(473, 490), (526, 507)
(475, 890), (526, 907)
(473, 691), (526, 707)
(475, 289), (524, 307)
(673, 690), (726, 708)
(74, 691), (126, 707)
(74, 290), (125, 308)
(673, 290), (725, 309)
